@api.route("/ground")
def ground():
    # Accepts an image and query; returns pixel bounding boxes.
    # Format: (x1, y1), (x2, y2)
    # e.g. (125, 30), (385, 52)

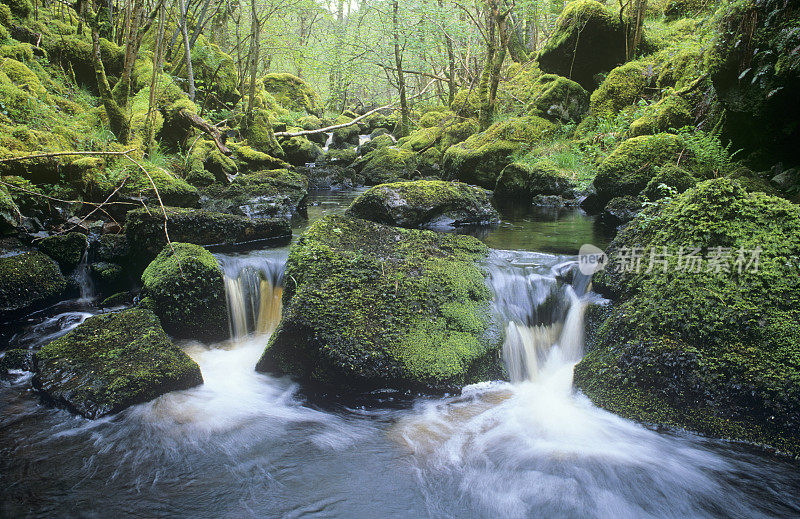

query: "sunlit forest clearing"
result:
(1, 0), (799, 516)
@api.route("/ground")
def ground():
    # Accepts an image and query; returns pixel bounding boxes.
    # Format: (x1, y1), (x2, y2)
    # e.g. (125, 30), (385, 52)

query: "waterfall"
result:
(488, 251), (589, 382)
(216, 252), (287, 340)
(74, 242), (96, 302)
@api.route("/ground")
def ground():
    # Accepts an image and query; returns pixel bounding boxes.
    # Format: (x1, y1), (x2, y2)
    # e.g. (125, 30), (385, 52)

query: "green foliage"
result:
(677, 126), (735, 177)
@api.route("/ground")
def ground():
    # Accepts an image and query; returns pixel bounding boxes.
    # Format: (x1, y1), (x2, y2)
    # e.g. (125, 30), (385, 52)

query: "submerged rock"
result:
(256, 215), (504, 391)
(125, 207), (291, 264)
(0, 250), (67, 320)
(346, 180), (499, 230)
(537, 0), (626, 90)
(575, 179), (800, 456)
(140, 243), (227, 341)
(33, 308), (203, 418)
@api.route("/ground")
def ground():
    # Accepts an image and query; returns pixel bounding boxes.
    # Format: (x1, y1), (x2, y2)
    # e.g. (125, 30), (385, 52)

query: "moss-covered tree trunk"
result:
(246, 0), (260, 126)
(478, 0), (510, 131)
(178, 0), (195, 101)
(113, 0), (144, 109)
(91, 23), (129, 144)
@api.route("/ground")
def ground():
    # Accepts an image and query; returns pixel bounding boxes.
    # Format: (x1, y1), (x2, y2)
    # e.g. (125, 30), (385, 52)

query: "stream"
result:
(2, 191), (800, 518)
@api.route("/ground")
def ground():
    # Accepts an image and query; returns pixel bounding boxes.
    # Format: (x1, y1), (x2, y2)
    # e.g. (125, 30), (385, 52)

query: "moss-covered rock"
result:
(36, 232), (88, 271)
(590, 61), (651, 118)
(494, 161), (577, 203)
(229, 142), (289, 171)
(442, 116), (555, 189)
(92, 233), (129, 264)
(598, 195), (642, 227)
(202, 168), (308, 219)
(331, 115), (360, 148)
(189, 35), (239, 107)
(352, 146), (420, 185)
(664, 0), (706, 20)
(358, 133), (395, 156)
(593, 133), (684, 203)
(707, 0), (800, 166)
(261, 73), (323, 116)
(0, 184), (20, 234)
(118, 163), (200, 208)
(641, 164), (698, 201)
(279, 136), (323, 166)
(575, 178), (800, 456)
(244, 108), (284, 157)
(33, 308), (203, 418)
(1, 0), (32, 18)
(47, 36), (124, 92)
(125, 207), (291, 265)
(398, 114), (478, 155)
(0, 251), (67, 320)
(629, 91), (692, 137)
(255, 215), (504, 391)
(346, 180), (499, 230)
(0, 348), (33, 374)
(297, 164), (360, 190)
(140, 243), (227, 341)
(90, 261), (126, 294)
(527, 74), (589, 122)
(186, 138), (238, 187)
(537, 0), (627, 90)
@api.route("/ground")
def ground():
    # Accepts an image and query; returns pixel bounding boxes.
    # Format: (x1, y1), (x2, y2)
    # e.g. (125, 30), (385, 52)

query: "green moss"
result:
(346, 180), (499, 229)
(280, 136), (322, 166)
(188, 35), (239, 106)
(140, 243), (227, 341)
(450, 88), (481, 117)
(590, 61), (651, 119)
(352, 146), (419, 185)
(398, 113), (477, 154)
(442, 116), (556, 189)
(0, 184), (20, 234)
(331, 114), (360, 147)
(47, 36), (124, 92)
(629, 91), (692, 137)
(125, 206), (291, 264)
(495, 160), (576, 203)
(229, 142), (289, 171)
(359, 133), (395, 156)
(0, 0), (31, 19)
(261, 73), (323, 116)
(0, 251), (66, 317)
(593, 132), (684, 203)
(576, 178), (800, 456)
(245, 108), (283, 156)
(186, 138), (237, 187)
(527, 74), (589, 122)
(537, 0), (627, 90)
(34, 308), (203, 418)
(90, 261), (125, 293)
(116, 161), (200, 208)
(256, 214), (504, 391)
(36, 232), (88, 270)
(202, 168), (308, 219)
(641, 163), (698, 200)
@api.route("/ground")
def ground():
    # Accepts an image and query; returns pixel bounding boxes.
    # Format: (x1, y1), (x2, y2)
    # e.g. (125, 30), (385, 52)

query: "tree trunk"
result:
(146, 1), (166, 154)
(246, 0), (259, 126)
(178, 0), (195, 100)
(92, 23), (130, 143)
(392, 0), (409, 137)
(113, 0), (144, 108)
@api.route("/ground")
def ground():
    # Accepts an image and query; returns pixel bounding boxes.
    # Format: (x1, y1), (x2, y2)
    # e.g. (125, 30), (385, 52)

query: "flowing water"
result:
(2, 194), (800, 518)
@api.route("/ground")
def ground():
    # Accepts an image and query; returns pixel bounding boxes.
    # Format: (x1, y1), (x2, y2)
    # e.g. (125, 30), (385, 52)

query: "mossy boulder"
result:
(1, 0), (32, 18)
(707, 0), (800, 166)
(358, 133), (395, 156)
(527, 74), (589, 122)
(255, 215), (504, 391)
(537, 0), (627, 90)
(642, 164), (698, 200)
(90, 261), (126, 294)
(331, 115), (360, 148)
(33, 308), (203, 418)
(279, 136), (323, 166)
(325, 147), (357, 165)
(125, 207), (291, 265)
(36, 232), (87, 271)
(140, 243), (227, 341)
(47, 36), (124, 92)
(115, 161), (200, 208)
(346, 180), (499, 230)
(598, 195), (642, 227)
(494, 161), (577, 204)
(1, 348), (33, 374)
(589, 61), (650, 118)
(261, 73), (323, 116)
(629, 92), (692, 137)
(189, 35), (239, 106)
(202, 168), (308, 219)
(575, 179), (800, 456)
(442, 116), (555, 189)
(398, 114), (478, 154)
(353, 146), (420, 185)
(0, 251), (67, 320)
(244, 108), (284, 157)
(0, 185), (20, 234)
(593, 133), (684, 203)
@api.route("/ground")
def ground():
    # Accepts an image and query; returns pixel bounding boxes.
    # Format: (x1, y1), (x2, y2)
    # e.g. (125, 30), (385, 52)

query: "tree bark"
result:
(91, 20), (129, 144)
(246, 0), (260, 125)
(178, 0), (195, 100)
(392, 0), (409, 137)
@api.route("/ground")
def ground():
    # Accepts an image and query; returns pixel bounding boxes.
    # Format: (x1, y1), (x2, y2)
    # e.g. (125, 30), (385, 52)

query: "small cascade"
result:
(487, 251), (588, 382)
(74, 242), (96, 302)
(321, 132), (334, 152)
(216, 252), (287, 340)
(358, 134), (371, 146)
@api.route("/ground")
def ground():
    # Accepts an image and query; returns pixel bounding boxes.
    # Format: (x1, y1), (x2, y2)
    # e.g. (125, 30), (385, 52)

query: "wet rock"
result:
(35, 232), (87, 271)
(347, 180), (499, 230)
(125, 207), (291, 265)
(0, 250), (67, 320)
(140, 243), (227, 341)
(575, 178), (800, 456)
(598, 195), (642, 227)
(352, 146), (419, 185)
(279, 136), (323, 166)
(33, 308), (203, 418)
(256, 215), (504, 392)
(495, 161), (577, 204)
(202, 169), (308, 220)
